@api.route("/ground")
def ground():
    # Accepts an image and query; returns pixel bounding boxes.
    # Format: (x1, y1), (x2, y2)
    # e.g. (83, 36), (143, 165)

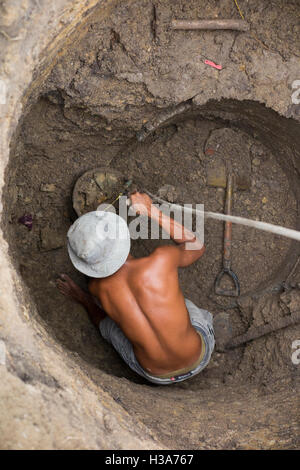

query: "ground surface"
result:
(3, 0), (300, 450)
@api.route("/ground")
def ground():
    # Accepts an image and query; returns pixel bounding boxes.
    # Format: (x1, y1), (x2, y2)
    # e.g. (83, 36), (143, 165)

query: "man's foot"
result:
(56, 274), (106, 326)
(56, 274), (90, 305)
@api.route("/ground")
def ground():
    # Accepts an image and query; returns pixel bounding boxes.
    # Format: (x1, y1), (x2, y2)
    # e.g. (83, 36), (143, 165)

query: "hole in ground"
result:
(2, 0), (300, 448)
(3, 97), (300, 447)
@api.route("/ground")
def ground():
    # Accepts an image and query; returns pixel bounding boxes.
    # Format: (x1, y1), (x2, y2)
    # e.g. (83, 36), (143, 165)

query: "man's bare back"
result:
(57, 192), (206, 377)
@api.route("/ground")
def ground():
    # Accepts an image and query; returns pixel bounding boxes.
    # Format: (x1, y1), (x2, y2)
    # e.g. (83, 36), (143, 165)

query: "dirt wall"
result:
(0, 0), (299, 450)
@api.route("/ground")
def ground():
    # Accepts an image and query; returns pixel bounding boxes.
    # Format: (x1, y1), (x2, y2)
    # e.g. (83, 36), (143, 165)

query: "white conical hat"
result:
(67, 211), (130, 278)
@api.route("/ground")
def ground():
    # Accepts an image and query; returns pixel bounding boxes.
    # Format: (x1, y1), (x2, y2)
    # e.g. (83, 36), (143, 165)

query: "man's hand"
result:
(130, 191), (205, 267)
(130, 191), (153, 216)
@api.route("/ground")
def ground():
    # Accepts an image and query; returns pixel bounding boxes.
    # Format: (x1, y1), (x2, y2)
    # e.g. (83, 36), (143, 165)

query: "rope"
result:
(233, 0), (245, 21)
(145, 190), (300, 243)
(232, 0), (270, 51)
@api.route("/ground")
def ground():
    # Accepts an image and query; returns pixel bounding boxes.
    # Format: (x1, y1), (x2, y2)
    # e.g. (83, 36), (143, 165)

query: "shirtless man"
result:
(57, 192), (215, 384)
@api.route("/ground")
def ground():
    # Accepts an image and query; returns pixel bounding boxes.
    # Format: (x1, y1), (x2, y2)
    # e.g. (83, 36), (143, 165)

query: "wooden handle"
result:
(223, 174), (233, 267)
(171, 19), (250, 31)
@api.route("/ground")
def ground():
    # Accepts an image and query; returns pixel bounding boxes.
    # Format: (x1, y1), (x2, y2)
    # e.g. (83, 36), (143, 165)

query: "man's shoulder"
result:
(88, 278), (102, 295)
(151, 245), (180, 260)
(146, 245), (181, 270)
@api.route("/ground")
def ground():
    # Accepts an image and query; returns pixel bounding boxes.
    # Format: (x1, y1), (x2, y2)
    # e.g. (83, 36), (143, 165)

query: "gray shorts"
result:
(99, 298), (215, 385)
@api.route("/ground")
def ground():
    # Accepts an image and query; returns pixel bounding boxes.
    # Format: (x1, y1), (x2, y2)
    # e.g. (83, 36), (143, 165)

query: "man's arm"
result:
(130, 192), (205, 267)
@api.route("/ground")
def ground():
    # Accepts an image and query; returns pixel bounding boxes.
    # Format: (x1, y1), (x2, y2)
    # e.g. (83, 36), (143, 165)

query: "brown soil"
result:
(3, 0), (300, 450)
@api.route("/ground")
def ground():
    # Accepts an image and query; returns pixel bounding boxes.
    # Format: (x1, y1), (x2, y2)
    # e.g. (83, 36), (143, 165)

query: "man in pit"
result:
(57, 192), (215, 384)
